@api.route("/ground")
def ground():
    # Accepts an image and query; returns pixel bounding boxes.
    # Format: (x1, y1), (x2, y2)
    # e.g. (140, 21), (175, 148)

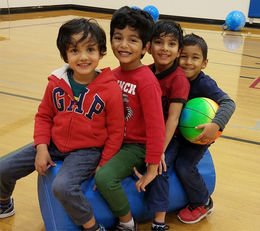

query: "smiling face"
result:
(111, 26), (149, 71)
(150, 33), (180, 73)
(179, 44), (208, 81)
(66, 32), (103, 84)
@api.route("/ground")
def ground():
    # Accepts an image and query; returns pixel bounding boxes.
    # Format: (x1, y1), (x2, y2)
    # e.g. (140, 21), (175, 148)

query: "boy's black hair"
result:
(110, 6), (154, 48)
(57, 18), (107, 62)
(152, 20), (183, 49)
(183, 33), (208, 60)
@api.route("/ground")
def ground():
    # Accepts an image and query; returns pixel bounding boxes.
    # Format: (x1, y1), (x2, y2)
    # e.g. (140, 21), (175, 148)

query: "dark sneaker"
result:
(98, 224), (106, 231)
(83, 224), (106, 231)
(114, 220), (138, 231)
(151, 224), (169, 231)
(177, 197), (214, 224)
(0, 198), (15, 218)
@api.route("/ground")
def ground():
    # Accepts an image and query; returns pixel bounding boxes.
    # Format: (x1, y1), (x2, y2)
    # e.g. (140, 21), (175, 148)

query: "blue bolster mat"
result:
(38, 149), (215, 230)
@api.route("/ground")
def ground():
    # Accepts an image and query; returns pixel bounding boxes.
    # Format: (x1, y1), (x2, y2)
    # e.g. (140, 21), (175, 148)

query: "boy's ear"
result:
(201, 59), (208, 69)
(142, 41), (151, 56)
(99, 54), (104, 60)
(176, 48), (182, 58)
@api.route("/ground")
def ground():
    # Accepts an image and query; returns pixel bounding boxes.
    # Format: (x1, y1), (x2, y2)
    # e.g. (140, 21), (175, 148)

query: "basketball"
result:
(222, 10), (246, 31)
(179, 97), (221, 144)
(143, 5), (159, 22)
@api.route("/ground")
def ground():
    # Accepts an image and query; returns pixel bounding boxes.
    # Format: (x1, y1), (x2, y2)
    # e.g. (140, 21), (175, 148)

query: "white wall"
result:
(0, 0), (259, 23)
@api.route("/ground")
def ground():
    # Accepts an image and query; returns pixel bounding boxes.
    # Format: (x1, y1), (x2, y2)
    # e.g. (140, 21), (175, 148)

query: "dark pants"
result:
(146, 135), (210, 212)
(0, 142), (101, 225)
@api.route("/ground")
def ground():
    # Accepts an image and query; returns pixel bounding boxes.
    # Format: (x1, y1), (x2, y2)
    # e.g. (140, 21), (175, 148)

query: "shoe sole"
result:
(177, 205), (214, 224)
(0, 209), (15, 218)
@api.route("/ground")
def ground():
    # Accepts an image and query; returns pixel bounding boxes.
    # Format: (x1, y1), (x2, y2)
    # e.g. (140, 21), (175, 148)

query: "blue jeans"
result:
(146, 134), (210, 212)
(0, 142), (101, 225)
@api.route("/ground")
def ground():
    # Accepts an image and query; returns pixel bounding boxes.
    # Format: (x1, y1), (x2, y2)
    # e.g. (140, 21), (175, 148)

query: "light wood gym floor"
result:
(0, 9), (260, 231)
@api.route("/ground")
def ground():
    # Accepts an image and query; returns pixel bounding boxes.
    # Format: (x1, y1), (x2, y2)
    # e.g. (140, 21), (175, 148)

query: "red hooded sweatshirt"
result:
(34, 64), (124, 166)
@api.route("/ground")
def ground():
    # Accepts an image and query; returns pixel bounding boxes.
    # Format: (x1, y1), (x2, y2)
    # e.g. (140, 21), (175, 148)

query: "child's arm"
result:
(98, 85), (125, 167)
(34, 83), (56, 147)
(134, 82), (165, 191)
(159, 102), (184, 173)
(164, 102), (184, 151)
(34, 82), (57, 175)
(35, 143), (56, 176)
(194, 94), (236, 144)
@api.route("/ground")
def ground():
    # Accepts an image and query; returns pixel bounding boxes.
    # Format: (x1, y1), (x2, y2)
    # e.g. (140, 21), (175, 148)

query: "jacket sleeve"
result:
(99, 85), (125, 166)
(34, 82), (56, 147)
(213, 94), (236, 130)
(140, 83), (165, 164)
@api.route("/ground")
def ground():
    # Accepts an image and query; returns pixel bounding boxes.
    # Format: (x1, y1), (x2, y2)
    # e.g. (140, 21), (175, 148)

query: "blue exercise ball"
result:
(222, 10), (246, 31)
(38, 150), (215, 230)
(143, 5), (159, 22)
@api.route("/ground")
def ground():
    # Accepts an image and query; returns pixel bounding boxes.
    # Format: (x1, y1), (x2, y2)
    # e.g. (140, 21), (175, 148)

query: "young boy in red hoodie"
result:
(0, 18), (124, 231)
(95, 6), (165, 231)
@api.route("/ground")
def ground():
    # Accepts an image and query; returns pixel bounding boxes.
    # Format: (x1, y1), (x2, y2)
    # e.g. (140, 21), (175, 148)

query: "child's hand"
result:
(134, 163), (159, 192)
(193, 123), (220, 144)
(158, 153), (167, 175)
(35, 144), (56, 176)
(92, 165), (101, 191)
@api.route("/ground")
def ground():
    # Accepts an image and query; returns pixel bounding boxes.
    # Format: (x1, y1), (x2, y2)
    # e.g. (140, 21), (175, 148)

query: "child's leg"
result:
(146, 136), (180, 230)
(51, 147), (102, 227)
(0, 144), (36, 218)
(0, 144), (36, 200)
(95, 143), (145, 220)
(175, 143), (209, 206)
(175, 142), (213, 224)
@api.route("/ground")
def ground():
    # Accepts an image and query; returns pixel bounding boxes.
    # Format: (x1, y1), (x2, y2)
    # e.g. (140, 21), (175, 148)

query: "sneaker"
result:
(82, 224), (106, 231)
(98, 224), (106, 231)
(0, 198), (15, 218)
(177, 197), (214, 224)
(114, 220), (138, 231)
(151, 224), (170, 231)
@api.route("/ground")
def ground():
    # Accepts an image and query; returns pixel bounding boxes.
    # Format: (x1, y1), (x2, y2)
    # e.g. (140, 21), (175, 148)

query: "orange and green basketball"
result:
(179, 97), (221, 144)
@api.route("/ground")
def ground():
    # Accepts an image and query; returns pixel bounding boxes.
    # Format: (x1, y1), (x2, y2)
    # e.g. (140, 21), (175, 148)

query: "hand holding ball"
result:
(179, 97), (222, 144)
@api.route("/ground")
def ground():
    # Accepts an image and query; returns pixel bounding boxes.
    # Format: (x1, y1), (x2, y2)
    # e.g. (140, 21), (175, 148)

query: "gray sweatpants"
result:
(0, 142), (101, 225)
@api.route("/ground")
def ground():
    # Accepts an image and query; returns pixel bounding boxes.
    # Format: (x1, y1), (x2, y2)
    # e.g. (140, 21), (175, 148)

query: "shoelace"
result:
(187, 205), (196, 212)
(152, 225), (170, 231)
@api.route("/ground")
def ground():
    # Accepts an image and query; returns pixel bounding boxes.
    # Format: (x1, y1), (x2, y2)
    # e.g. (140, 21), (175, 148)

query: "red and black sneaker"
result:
(177, 197), (214, 224)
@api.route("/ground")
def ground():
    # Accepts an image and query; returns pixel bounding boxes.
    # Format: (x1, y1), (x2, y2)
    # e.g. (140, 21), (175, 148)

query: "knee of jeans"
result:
(52, 177), (72, 201)
(175, 158), (190, 177)
(0, 161), (10, 178)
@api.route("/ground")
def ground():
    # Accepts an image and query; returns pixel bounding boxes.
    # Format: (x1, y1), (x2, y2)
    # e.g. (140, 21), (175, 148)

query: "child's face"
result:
(179, 45), (207, 81)
(66, 33), (103, 83)
(111, 26), (148, 71)
(150, 34), (180, 73)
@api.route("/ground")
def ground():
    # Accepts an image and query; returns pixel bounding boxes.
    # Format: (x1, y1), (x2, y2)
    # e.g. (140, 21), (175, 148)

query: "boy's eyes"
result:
(70, 48), (78, 53)
(88, 47), (95, 52)
(68, 47), (97, 53)
(169, 42), (176, 46)
(154, 40), (161, 44)
(180, 55), (201, 60)
(130, 38), (138, 43)
(113, 37), (138, 43)
(113, 36), (121, 40)
(153, 40), (176, 46)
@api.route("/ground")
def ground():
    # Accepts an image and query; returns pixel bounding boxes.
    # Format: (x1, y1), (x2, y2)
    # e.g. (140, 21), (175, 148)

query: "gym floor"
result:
(0, 10), (260, 231)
